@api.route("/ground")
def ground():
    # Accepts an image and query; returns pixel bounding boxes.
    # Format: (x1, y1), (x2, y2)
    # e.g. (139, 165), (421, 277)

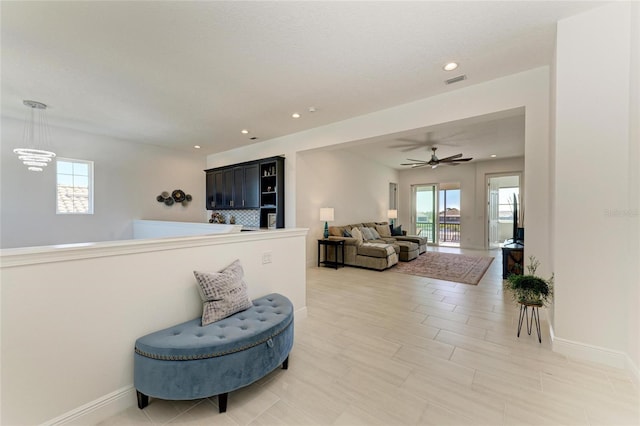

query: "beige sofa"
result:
(325, 221), (428, 271)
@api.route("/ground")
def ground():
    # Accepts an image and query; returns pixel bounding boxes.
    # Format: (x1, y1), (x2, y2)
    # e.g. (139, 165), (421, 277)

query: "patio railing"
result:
(415, 221), (461, 243)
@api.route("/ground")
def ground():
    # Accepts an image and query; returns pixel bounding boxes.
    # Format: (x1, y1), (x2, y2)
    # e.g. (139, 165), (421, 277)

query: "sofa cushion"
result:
(376, 224), (391, 238)
(343, 228), (352, 237)
(357, 243), (396, 258)
(378, 237), (397, 244)
(193, 260), (253, 326)
(350, 227), (364, 245)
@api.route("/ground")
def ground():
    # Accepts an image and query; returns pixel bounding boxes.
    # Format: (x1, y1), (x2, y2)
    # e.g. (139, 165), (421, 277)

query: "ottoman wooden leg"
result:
(218, 392), (228, 413)
(136, 391), (149, 409)
(282, 355), (289, 370)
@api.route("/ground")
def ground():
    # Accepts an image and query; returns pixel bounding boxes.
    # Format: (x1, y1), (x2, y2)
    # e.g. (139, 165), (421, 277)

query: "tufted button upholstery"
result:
(135, 293), (293, 361)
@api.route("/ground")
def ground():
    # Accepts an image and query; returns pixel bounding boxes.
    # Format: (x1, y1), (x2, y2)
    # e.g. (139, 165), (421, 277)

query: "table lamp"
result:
(320, 208), (334, 239)
(388, 209), (398, 227)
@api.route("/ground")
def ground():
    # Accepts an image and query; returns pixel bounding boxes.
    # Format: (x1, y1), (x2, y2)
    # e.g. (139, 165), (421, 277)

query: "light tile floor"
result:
(100, 247), (639, 425)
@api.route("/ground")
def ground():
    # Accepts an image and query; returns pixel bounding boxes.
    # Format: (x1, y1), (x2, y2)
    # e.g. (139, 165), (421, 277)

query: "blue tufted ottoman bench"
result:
(134, 293), (293, 413)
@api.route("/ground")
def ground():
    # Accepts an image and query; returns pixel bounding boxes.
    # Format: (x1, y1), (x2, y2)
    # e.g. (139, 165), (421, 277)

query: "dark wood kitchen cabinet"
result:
(205, 157), (281, 221)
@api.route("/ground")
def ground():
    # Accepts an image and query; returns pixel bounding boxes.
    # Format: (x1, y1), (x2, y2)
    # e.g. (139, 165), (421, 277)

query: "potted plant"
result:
(506, 256), (553, 306)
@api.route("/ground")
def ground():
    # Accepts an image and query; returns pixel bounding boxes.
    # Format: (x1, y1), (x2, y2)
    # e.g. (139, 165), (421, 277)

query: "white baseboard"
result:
(42, 385), (136, 426)
(295, 306), (308, 321)
(550, 325), (640, 385)
(626, 355), (640, 386)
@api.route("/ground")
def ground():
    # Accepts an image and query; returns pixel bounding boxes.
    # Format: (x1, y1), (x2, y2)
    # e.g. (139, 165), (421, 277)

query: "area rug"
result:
(392, 252), (494, 285)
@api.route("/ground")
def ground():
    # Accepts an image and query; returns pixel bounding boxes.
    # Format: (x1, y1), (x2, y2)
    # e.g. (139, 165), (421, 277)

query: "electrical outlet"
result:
(262, 252), (272, 264)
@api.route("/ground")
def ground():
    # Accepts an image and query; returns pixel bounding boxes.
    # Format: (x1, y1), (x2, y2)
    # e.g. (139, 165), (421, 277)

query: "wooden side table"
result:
(502, 242), (524, 278)
(517, 301), (542, 343)
(317, 239), (345, 269)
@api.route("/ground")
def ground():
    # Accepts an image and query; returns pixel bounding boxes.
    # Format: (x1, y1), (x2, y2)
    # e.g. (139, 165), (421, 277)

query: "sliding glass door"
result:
(412, 184), (437, 244)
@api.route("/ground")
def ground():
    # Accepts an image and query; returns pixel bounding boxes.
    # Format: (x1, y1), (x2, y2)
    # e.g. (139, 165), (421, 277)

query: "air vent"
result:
(445, 74), (467, 85)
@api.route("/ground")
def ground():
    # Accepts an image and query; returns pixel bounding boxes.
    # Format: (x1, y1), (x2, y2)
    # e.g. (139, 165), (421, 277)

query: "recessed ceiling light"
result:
(308, 107), (316, 113)
(490, 154), (497, 158)
(443, 62), (458, 71)
(291, 113), (301, 119)
(194, 145), (201, 149)
(241, 129), (249, 134)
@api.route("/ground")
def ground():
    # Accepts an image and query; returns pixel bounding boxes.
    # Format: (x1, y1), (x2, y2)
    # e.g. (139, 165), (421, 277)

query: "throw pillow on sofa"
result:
(376, 224), (391, 238)
(329, 226), (343, 237)
(350, 227), (364, 245)
(369, 227), (381, 239)
(391, 224), (403, 236)
(359, 226), (375, 241)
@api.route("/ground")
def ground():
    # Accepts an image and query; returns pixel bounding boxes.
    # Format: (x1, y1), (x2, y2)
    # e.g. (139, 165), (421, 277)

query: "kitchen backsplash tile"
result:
(211, 209), (260, 228)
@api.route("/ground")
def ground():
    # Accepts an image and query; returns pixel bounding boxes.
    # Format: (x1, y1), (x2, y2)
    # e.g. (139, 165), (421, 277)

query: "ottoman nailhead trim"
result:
(135, 315), (292, 361)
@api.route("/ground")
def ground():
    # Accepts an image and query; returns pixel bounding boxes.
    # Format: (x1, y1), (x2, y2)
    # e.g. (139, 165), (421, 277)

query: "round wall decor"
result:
(157, 189), (192, 207)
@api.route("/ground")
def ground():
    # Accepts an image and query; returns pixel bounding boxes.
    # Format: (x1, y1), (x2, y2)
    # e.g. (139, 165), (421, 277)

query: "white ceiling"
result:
(1, 1), (604, 167)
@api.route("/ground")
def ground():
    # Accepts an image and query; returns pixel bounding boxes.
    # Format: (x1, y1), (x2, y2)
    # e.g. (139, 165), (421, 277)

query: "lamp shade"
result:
(388, 209), (398, 219)
(319, 208), (334, 222)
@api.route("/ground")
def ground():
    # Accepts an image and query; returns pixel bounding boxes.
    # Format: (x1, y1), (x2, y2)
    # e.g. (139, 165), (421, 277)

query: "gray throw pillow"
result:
(193, 259), (253, 326)
(359, 226), (374, 240)
(369, 227), (381, 239)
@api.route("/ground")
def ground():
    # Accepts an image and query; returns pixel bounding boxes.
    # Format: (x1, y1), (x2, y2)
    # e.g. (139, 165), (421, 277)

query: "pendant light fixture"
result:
(13, 100), (56, 172)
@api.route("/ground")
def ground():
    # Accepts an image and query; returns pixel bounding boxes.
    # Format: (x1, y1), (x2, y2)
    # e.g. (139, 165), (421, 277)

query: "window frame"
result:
(56, 157), (94, 215)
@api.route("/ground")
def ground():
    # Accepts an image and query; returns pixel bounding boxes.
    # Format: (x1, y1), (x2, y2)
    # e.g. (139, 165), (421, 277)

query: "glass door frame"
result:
(411, 183), (439, 245)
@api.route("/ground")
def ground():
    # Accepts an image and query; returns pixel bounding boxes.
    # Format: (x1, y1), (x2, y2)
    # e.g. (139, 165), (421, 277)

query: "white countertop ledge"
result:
(0, 228), (309, 268)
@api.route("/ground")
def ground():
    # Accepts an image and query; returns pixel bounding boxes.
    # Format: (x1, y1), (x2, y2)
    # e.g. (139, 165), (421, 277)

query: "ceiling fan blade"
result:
(440, 157), (473, 163)
(437, 153), (463, 162)
(395, 138), (424, 144)
(400, 162), (425, 166)
(411, 163), (429, 168)
(406, 158), (427, 162)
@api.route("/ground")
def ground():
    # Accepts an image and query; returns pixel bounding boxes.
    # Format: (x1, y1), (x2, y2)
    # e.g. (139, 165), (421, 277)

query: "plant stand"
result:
(517, 301), (542, 343)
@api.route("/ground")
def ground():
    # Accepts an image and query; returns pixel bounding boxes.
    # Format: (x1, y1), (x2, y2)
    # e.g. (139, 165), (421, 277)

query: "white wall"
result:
(1, 117), (206, 248)
(0, 229), (307, 425)
(296, 149), (399, 266)
(398, 157), (524, 249)
(554, 2), (639, 375)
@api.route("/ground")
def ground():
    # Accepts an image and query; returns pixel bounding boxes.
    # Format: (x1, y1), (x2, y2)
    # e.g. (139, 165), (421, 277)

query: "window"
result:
(498, 187), (519, 222)
(56, 158), (93, 214)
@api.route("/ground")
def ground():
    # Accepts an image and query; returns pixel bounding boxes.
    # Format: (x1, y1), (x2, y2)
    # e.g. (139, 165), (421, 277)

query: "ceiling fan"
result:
(401, 147), (472, 169)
